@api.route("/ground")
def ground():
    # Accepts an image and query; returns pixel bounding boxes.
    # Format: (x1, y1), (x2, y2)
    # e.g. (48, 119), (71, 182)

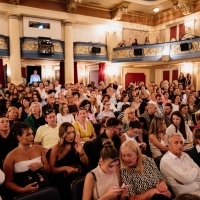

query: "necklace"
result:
(18, 144), (33, 148)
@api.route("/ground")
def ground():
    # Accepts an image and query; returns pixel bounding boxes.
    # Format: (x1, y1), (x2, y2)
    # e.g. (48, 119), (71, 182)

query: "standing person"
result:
(30, 70), (41, 84)
(178, 72), (186, 89)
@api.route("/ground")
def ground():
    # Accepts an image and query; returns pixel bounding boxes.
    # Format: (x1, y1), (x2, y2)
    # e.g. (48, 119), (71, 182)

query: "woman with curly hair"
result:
(49, 122), (88, 200)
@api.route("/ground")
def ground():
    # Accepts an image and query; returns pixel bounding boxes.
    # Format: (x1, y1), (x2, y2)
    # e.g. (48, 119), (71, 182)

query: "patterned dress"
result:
(121, 156), (163, 196)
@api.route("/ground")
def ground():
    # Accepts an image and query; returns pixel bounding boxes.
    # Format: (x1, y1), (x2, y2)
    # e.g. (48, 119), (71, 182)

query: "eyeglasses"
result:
(44, 108), (55, 116)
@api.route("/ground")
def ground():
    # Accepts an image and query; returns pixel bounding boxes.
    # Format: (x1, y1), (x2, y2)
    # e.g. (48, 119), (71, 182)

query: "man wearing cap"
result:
(160, 133), (200, 197)
(34, 108), (60, 151)
(89, 117), (122, 169)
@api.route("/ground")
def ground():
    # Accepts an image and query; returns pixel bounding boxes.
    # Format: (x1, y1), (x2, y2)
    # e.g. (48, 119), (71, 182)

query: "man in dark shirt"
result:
(163, 103), (172, 127)
(90, 117), (122, 169)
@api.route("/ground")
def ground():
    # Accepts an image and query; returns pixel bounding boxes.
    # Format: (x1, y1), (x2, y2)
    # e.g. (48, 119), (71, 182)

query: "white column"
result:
(63, 21), (74, 83)
(7, 13), (22, 85)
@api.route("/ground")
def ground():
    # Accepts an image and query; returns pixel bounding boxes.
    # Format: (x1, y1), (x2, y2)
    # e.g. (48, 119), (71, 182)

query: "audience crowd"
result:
(0, 73), (200, 200)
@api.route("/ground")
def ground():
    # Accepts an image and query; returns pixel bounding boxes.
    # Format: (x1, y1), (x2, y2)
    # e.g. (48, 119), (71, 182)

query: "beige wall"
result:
(159, 29), (165, 43)
(23, 17), (62, 40)
(122, 28), (148, 45)
(0, 13), (8, 36)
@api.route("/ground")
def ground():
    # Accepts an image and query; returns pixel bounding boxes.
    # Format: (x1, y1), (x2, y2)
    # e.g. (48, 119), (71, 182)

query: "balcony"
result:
(0, 35), (9, 57)
(112, 37), (200, 63)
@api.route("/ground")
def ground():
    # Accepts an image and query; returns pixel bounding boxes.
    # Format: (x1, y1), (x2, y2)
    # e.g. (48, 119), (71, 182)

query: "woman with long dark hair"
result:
(166, 111), (193, 150)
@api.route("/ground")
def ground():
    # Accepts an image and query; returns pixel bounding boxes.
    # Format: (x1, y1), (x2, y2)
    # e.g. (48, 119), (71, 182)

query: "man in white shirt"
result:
(54, 80), (61, 93)
(36, 82), (46, 100)
(30, 70), (41, 84)
(160, 133), (200, 197)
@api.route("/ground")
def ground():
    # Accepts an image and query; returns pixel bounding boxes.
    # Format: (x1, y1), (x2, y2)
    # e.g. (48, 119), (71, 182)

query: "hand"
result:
(65, 166), (78, 174)
(29, 162), (43, 171)
(74, 142), (84, 154)
(104, 187), (124, 200)
(23, 182), (38, 193)
(161, 190), (172, 198)
(156, 181), (168, 192)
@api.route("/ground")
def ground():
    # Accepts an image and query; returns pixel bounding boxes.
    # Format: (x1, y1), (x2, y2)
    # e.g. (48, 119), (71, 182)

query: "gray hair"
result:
(168, 132), (184, 144)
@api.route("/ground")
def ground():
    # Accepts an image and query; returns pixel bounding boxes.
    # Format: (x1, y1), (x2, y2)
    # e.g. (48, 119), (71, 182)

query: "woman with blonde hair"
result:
(120, 141), (172, 200)
(193, 112), (200, 133)
(6, 106), (20, 128)
(89, 95), (99, 115)
(56, 103), (74, 124)
(149, 116), (168, 159)
(25, 102), (45, 133)
(121, 107), (138, 133)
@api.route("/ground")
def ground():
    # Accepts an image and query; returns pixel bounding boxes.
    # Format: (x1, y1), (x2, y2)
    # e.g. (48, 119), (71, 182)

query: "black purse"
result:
(22, 170), (49, 188)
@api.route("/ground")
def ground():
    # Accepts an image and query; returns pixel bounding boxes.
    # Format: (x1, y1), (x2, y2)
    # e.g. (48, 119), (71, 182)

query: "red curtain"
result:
(60, 61), (65, 85)
(172, 70), (178, 81)
(74, 62), (78, 84)
(21, 67), (26, 78)
(125, 73), (146, 89)
(163, 71), (170, 82)
(98, 62), (105, 83)
(170, 26), (177, 41)
(179, 23), (185, 39)
(0, 59), (6, 87)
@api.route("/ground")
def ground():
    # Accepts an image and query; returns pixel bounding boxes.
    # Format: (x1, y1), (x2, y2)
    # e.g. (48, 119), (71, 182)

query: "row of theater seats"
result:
(13, 177), (85, 200)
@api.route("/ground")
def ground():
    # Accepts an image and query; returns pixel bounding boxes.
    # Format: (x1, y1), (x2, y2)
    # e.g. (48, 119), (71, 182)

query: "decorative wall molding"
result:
(171, 0), (194, 15)
(111, 2), (129, 21)
(66, 0), (82, 13)
(7, 12), (20, 20)
(0, 35), (9, 57)
(74, 42), (108, 61)
(10, 0), (19, 5)
(21, 37), (64, 59)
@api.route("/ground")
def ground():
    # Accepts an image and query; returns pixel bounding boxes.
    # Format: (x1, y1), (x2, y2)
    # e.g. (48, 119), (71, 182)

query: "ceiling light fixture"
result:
(153, 7), (160, 13)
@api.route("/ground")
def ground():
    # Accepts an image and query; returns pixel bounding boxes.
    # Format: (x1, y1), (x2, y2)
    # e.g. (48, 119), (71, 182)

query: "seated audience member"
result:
(100, 116), (109, 134)
(49, 122), (88, 200)
(73, 107), (96, 142)
(67, 95), (78, 115)
(32, 93), (46, 107)
(118, 40), (126, 47)
(3, 122), (50, 200)
(186, 129), (200, 167)
(121, 121), (145, 149)
(179, 104), (194, 126)
(139, 103), (157, 132)
(163, 103), (173, 127)
(144, 36), (150, 44)
(155, 94), (165, 117)
(132, 39), (138, 45)
(160, 133), (200, 197)
(18, 97), (31, 122)
(137, 101), (148, 118)
(121, 107), (138, 133)
(117, 104), (130, 120)
(117, 93), (130, 111)
(171, 95), (181, 112)
(175, 193), (200, 200)
(56, 92), (68, 104)
(0, 169), (5, 200)
(96, 100), (115, 123)
(89, 95), (99, 114)
(0, 116), (14, 162)
(187, 94), (198, 115)
(163, 92), (171, 104)
(25, 102), (45, 134)
(83, 139), (127, 200)
(166, 111), (193, 150)
(6, 106), (20, 128)
(193, 112), (200, 133)
(42, 93), (59, 115)
(56, 103), (74, 124)
(120, 141), (172, 200)
(99, 94), (117, 112)
(72, 91), (81, 107)
(34, 108), (60, 151)
(79, 100), (97, 123)
(149, 117), (169, 159)
(90, 118), (122, 169)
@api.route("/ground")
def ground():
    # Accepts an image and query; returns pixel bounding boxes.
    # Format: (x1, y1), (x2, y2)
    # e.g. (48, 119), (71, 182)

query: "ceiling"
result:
(81, 0), (173, 15)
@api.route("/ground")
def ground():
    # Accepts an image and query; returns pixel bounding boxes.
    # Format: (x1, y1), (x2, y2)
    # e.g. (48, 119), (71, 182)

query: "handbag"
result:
(22, 170), (49, 188)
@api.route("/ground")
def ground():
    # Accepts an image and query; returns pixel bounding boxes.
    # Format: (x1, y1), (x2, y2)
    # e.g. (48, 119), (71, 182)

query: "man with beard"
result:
(87, 117), (122, 169)
(155, 94), (164, 117)
(163, 103), (173, 127)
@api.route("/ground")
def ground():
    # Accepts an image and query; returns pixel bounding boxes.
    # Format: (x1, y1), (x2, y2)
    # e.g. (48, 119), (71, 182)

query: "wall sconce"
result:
(181, 62), (193, 74)
(7, 67), (11, 76)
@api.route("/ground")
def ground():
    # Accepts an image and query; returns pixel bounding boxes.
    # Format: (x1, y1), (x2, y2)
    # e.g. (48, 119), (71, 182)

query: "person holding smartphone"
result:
(83, 139), (129, 200)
